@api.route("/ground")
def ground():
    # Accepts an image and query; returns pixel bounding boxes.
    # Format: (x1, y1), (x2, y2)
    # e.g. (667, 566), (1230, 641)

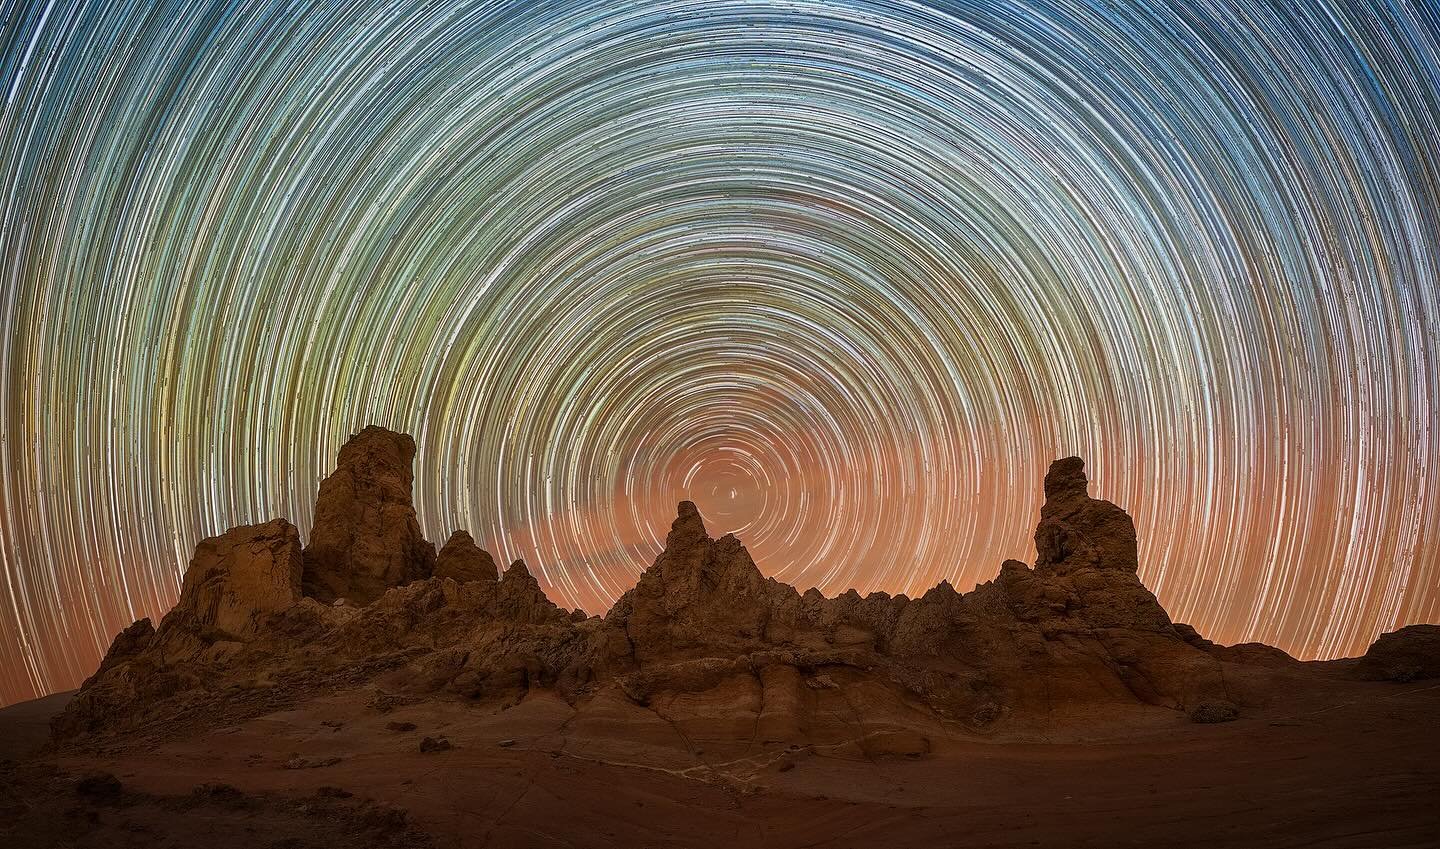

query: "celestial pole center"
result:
(1, 0), (1438, 705)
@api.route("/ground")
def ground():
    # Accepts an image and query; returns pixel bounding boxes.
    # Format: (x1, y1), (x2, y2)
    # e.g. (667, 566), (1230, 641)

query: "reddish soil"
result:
(4, 675), (1437, 848)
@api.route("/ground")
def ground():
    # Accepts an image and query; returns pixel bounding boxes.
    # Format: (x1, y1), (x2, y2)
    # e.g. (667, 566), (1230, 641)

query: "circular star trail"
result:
(2, 0), (1438, 704)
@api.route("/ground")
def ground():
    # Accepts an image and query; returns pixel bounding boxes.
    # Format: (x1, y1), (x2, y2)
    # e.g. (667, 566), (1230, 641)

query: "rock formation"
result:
(52, 519), (306, 739)
(179, 518), (305, 639)
(433, 531), (498, 583)
(606, 501), (791, 666)
(1035, 456), (1139, 575)
(302, 426), (436, 604)
(50, 438), (1440, 748)
(1356, 624), (1440, 681)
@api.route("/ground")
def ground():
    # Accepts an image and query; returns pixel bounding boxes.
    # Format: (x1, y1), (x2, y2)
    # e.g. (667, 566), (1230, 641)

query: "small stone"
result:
(497, 739), (515, 748)
(1188, 701), (1240, 723)
(386, 721), (417, 732)
(192, 783), (245, 804)
(315, 786), (352, 798)
(419, 736), (453, 753)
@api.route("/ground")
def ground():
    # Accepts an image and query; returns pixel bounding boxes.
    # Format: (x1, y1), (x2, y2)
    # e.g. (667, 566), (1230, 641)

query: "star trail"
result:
(1, 0), (1439, 704)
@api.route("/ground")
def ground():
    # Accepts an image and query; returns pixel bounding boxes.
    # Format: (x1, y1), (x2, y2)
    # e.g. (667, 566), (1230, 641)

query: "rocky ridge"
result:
(51, 426), (1439, 746)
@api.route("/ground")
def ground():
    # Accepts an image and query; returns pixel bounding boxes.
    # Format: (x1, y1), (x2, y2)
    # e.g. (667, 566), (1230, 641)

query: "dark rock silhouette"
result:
(1035, 456), (1139, 575)
(1356, 624), (1440, 681)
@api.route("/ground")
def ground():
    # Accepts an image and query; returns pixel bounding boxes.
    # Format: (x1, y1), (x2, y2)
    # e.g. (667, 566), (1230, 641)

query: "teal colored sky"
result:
(1, 0), (1438, 703)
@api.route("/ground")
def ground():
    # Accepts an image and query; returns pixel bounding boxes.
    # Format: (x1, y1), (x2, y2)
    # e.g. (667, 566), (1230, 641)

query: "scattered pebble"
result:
(1188, 701), (1240, 724)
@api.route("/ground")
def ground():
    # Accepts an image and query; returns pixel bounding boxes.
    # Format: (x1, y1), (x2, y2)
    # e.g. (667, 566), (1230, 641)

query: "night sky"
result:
(1, 0), (1438, 704)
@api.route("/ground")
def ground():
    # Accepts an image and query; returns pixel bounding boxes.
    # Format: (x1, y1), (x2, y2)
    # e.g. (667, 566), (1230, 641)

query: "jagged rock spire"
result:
(1035, 456), (1139, 575)
(607, 501), (778, 665)
(1043, 455), (1089, 501)
(667, 500), (709, 550)
(302, 425), (436, 604)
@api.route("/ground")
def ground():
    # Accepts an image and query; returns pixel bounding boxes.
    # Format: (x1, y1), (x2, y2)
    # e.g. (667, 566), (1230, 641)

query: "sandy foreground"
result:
(3, 672), (1438, 849)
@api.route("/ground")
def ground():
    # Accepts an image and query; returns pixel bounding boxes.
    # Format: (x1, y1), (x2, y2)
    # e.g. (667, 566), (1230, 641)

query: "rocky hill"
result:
(51, 426), (1437, 749)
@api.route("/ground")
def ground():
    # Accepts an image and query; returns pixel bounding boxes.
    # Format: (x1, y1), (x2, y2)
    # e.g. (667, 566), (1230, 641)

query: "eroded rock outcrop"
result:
(180, 518), (304, 639)
(52, 519), (306, 739)
(1035, 456), (1139, 575)
(434, 531), (498, 583)
(606, 502), (793, 666)
(1356, 624), (1440, 681)
(56, 439), (1405, 748)
(302, 426), (436, 604)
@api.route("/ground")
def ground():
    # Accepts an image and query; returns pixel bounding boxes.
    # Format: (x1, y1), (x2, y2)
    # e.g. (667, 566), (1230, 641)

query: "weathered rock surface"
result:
(303, 426), (436, 604)
(49, 440), (1440, 754)
(1035, 456), (1139, 575)
(1355, 624), (1440, 681)
(433, 531), (497, 583)
(180, 518), (305, 639)
(52, 519), (305, 739)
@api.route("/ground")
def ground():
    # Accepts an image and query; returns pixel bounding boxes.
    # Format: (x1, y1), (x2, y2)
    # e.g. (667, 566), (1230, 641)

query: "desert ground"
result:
(4, 666), (1438, 849)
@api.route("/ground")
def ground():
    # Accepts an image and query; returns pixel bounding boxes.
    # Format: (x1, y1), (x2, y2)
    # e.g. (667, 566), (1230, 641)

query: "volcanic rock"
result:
(302, 426), (436, 604)
(433, 530), (498, 583)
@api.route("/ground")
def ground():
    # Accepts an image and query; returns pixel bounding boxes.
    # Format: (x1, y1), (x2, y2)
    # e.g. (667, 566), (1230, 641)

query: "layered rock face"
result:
(302, 426), (436, 604)
(180, 519), (304, 639)
(52, 437), (1436, 747)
